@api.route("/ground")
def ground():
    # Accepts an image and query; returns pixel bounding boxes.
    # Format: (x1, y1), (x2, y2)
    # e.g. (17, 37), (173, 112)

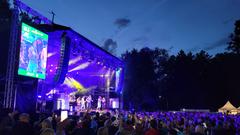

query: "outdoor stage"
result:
(2, 0), (124, 113)
(34, 25), (124, 113)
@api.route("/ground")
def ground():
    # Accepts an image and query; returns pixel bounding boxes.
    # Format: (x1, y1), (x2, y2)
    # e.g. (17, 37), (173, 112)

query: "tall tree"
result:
(227, 20), (240, 54)
(122, 48), (169, 111)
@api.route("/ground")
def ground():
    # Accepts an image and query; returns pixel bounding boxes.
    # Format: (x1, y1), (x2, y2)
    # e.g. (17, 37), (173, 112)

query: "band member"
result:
(69, 94), (76, 102)
(86, 95), (93, 109)
(97, 96), (102, 110)
(80, 96), (86, 110)
(101, 97), (106, 109)
(69, 94), (76, 112)
(76, 97), (81, 111)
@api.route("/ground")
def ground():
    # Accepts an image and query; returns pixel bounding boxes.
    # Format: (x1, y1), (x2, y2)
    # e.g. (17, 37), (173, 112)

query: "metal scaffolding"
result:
(3, 0), (19, 109)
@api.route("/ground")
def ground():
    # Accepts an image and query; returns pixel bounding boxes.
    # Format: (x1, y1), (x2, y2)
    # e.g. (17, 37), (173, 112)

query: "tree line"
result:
(121, 20), (240, 111)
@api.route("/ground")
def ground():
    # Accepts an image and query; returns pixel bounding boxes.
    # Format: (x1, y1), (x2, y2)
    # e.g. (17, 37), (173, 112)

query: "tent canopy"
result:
(219, 101), (237, 111)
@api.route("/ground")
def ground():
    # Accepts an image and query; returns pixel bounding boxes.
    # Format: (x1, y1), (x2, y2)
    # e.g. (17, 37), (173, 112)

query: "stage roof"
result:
(37, 23), (123, 67)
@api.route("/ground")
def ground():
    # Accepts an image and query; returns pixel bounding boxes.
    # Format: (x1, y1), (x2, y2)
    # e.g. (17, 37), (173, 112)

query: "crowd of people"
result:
(0, 109), (239, 135)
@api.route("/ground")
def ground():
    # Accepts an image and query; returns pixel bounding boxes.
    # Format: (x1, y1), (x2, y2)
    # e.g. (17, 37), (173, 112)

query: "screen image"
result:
(18, 22), (48, 79)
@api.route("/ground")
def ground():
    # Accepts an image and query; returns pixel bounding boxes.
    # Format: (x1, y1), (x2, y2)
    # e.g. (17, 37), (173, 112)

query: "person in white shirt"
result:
(86, 95), (93, 109)
(97, 96), (102, 110)
(80, 96), (86, 111)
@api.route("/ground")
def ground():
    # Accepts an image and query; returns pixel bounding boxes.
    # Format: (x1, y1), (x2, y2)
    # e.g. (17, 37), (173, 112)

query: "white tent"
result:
(238, 106), (240, 113)
(218, 101), (238, 115)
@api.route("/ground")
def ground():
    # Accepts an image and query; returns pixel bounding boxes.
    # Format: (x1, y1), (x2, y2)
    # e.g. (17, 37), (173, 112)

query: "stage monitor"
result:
(18, 22), (48, 79)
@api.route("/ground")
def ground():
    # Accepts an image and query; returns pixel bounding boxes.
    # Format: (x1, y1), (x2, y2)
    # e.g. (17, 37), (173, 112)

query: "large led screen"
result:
(18, 22), (48, 79)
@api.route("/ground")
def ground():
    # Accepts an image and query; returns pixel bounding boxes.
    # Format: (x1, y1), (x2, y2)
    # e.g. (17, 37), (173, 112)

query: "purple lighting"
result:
(37, 24), (124, 107)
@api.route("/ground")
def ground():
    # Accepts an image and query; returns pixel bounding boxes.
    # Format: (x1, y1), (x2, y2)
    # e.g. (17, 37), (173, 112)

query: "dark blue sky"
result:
(20, 0), (240, 56)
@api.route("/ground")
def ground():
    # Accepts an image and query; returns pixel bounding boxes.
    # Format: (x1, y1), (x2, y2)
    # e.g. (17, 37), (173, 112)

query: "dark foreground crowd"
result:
(0, 109), (239, 135)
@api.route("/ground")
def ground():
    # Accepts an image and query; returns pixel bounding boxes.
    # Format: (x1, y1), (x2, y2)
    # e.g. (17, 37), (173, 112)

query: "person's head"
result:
(19, 113), (30, 123)
(135, 123), (143, 131)
(149, 119), (157, 129)
(126, 119), (132, 126)
(96, 112), (100, 118)
(41, 119), (52, 129)
(82, 119), (91, 128)
(40, 128), (54, 135)
(195, 125), (204, 134)
(111, 116), (116, 122)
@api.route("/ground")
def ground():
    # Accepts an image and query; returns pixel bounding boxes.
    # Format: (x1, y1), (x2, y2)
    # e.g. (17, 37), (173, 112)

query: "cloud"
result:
(114, 18), (131, 29)
(102, 38), (118, 55)
(132, 36), (148, 43)
(143, 27), (152, 33)
(203, 37), (229, 51)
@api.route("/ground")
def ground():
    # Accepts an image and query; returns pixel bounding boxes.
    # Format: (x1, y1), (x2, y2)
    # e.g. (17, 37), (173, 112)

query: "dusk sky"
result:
(19, 0), (240, 56)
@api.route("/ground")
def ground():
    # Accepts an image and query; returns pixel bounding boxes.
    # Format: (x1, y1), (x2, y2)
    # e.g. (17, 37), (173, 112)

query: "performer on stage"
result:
(80, 96), (86, 111)
(101, 97), (106, 109)
(86, 95), (93, 109)
(97, 96), (102, 110)
(69, 94), (76, 112)
(69, 94), (76, 102)
(76, 96), (81, 111)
